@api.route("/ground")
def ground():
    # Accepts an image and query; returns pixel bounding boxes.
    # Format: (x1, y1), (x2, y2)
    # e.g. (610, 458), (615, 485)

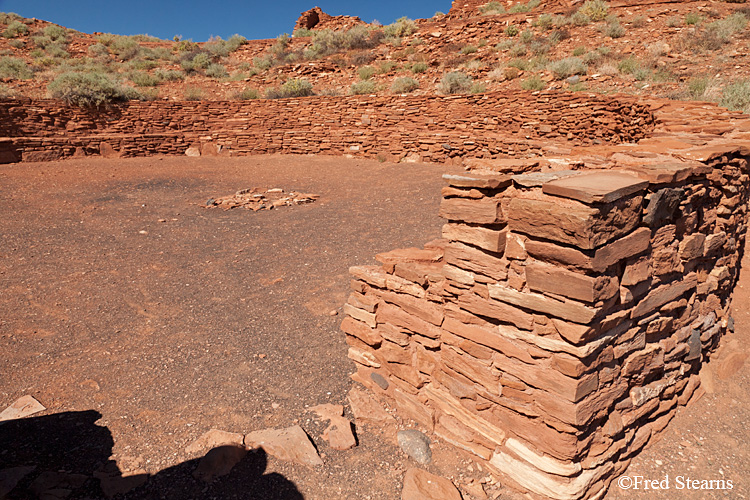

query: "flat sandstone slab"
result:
(542, 172), (648, 204)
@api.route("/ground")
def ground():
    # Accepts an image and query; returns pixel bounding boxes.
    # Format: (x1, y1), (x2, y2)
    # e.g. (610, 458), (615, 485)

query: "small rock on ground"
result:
(244, 425), (323, 466)
(347, 387), (395, 426)
(402, 468), (462, 500)
(397, 429), (432, 465)
(0, 395), (45, 421)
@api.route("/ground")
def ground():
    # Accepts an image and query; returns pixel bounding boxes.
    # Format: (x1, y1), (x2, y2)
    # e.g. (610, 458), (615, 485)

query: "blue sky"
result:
(0, 0), (452, 41)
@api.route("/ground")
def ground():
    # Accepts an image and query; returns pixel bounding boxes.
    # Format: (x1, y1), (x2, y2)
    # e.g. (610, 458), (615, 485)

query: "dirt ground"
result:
(0, 155), (748, 499)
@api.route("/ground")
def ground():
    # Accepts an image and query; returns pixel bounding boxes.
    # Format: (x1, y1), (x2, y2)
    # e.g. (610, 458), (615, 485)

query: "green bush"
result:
(460, 45), (478, 55)
(88, 43), (110, 59)
(572, 46), (586, 56)
(129, 71), (160, 87)
(687, 76), (710, 99)
(3, 20), (28, 38)
(520, 74), (545, 90)
(234, 87), (260, 100)
(509, 0), (541, 14)
(0, 83), (15, 98)
(602, 19), (626, 38)
(479, 1), (505, 15)
(154, 68), (185, 81)
(470, 83), (486, 93)
(534, 14), (554, 30)
(43, 25), (68, 41)
(48, 71), (142, 107)
(685, 13), (702, 25)
(350, 80), (378, 95)
(720, 80), (750, 113)
(107, 36), (141, 61)
(205, 63), (228, 78)
(438, 71), (472, 94)
(578, 0), (609, 21)
(358, 65), (376, 80)
(548, 57), (586, 79)
(391, 76), (419, 93)
(384, 17), (416, 38)
(505, 25), (519, 37)
(9, 39), (23, 49)
(617, 56), (640, 74)
(410, 62), (428, 73)
(293, 28), (313, 37)
(378, 61), (398, 73)
(0, 56), (32, 79)
(266, 78), (314, 99)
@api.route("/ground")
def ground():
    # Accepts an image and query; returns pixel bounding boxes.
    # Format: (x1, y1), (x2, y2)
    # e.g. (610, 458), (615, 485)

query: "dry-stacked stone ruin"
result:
(2, 86), (750, 499)
(342, 139), (750, 498)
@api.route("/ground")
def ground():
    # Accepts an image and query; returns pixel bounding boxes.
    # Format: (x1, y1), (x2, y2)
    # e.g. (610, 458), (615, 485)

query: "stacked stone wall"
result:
(342, 140), (750, 499)
(0, 92), (652, 164)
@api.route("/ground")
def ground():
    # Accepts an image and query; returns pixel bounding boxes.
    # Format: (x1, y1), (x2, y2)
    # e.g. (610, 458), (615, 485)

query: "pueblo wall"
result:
(341, 107), (750, 498)
(0, 92), (652, 164)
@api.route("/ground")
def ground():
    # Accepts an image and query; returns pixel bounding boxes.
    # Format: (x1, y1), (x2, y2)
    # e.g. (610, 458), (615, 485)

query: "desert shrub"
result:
(3, 20), (28, 38)
(9, 39), (23, 48)
(688, 13), (748, 51)
(548, 29), (570, 44)
(0, 83), (15, 98)
(391, 76), (419, 93)
(350, 80), (378, 95)
(534, 14), (554, 30)
(666, 16), (681, 28)
(176, 40), (199, 52)
(630, 15), (647, 28)
(509, 0), (541, 14)
(548, 57), (586, 79)
(578, 0), (609, 21)
(306, 27), (384, 59)
(720, 80), (750, 112)
(572, 46), (586, 56)
(687, 76), (710, 99)
(342, 25), (377, 49)
(438, 71), (472, 94)
(100, 35), (141, 61)
(378, 61), (398, 73)
(182, 52), (211, 73)
(463, 59), (486, 70)
(358, 65), (376, 80)
(46, 44), (69, 58)
(384, 17), (416, 38)
(154, 68), (185, 81)
(0, 12), (23, 24)
(234, 87), (260, 100)
(48, 71), (142, 107)
(617, 56), (640, 74)
(509, 44), (528, 57)
(520, 74), (545, 90)
(88, 43), (110, 59)
(410, 62), (428, 73)
(460, 45), (478, 55)
(505, 25), (519, 36)
(0, 56), (32, 79)
(129, 71), (159, 86)
(685, 13), (703, 25)
(602, 19), (626, 38)
(507, 58), (530, 70)
(470, 82), (486, 93)
(205, 63), (228, 78)
(32, 35), (53, 49)
(252, 55), (273, 70)
(184, 86), (203, 101)
(350, 50), (376, 65)
(43, 25), (68, 41)
(266, 78), (314, 99)
(293, 28), (313, 37)
(520, 30), (534, 43)
(480, 1), (505, 14)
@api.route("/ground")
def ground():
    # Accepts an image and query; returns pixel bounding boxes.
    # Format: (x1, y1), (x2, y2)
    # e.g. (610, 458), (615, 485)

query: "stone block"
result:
(526, 262), (618, 303)
(507, 196), (642, 250)
(442, 223), (507, 253)
(488, 285), (600, 324)
(542, 171), (648, 204)
(442, 173), (511, 190)
(439, 197), (504, 224)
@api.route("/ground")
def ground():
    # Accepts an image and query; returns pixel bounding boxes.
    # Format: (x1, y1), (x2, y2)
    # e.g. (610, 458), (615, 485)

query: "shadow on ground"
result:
(0, 410), (303, 499)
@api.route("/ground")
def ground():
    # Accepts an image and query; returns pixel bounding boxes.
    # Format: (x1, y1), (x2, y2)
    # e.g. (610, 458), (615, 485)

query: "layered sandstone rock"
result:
(293, 7), (365, 33)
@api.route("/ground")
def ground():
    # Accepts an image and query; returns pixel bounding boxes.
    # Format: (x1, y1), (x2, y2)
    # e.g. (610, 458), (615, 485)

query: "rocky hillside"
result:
(1, 0), (750, 111)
